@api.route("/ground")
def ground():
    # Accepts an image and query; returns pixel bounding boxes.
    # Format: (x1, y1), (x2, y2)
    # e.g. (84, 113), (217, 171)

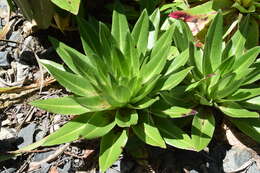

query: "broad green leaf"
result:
(153, 106), (196, 119)
(42, 113), (92, 146)
(208, 73), (221, 97)
(30, 96), (90, 115)
(222, 88), (260, 102)
(131, 9), (149, 54)
(233, 2), (255, 13)
(240, 96), (260, 110)
(74, 96), (112, 111)
(218, 56), (235, 76)
(196, 94), (213, 106)
(147, 9), (160, 50)
(43, 112), (116, 146)
(113, 85), (131, 104)
(172, 20), (193, 52)
(49, 36), (94, 75)
(165, 49), (189, 75)
(14, 0), (54, 29)
(230, 118), (260, 143)
(71, 52), (103, 87)
(232, 46), (260, 73)
(124, 33), (140, 76)
(129, 97), (159, 109)
(77, 17), (102, 56)
(111, 9), (130, 51)
(217, 78), (244, 99)
(155, 117), (194, 150)
(110, 47), (130, 78)
(141, 25), (174, 83)
(156, 67), (193, 91)
(40, 59), (96, 96)
(51, 0), (81, 15)
(218, 102), (259, 118)
(222, 15), (250, 60)
(95, 82), (127, 108)
(132, 112), (166, 148)
(191, 109), (215, 151)
(214, 73), (243, 99)
(115, 109), (138, 127)
(189, 43), (203, 80)
(127, 77), (142, 99)
(99, 22), (116, 64)
(185, 1), (214, 15)
(131, 75), (160, 103)
(99, 130), (128, 173)
(159, 87), (196, 107)
(81, 111), (116, 139)
(242, 67), (260, 85)
(185, 79), (204, 92)
(202, 13), (223, 74)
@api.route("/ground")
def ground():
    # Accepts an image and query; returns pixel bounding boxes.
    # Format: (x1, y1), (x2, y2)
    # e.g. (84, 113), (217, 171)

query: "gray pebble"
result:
(18, 123), (36, 148)
(223, 146), (253, 173)
(0, 51), (9, 67)
(0, 128), (16, 140)
(32, 151), (55, 162)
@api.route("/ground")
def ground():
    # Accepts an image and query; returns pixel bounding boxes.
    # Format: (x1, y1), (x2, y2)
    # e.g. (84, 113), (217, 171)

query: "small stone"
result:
(0, 51), (9, 67)
(223, 146), (252, 173)
(35, 129), (45, 141)
(8, 31), (22, 47)
(32, 151), (54, 162)
(53, 124), (60, 131)
(0, 128), (16, 140)
(53, 115), (62, 123)
(105, 168), (120, 173)
(1, 119), (11, 126)
(58, 160), (71, 173)
(18, 123), (36, 148)
(247, 162), (260, 173)
(37, 162), (51, 173)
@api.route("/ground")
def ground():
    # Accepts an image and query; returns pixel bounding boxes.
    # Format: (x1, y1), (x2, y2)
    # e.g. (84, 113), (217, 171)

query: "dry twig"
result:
(28, 143), (70, 171)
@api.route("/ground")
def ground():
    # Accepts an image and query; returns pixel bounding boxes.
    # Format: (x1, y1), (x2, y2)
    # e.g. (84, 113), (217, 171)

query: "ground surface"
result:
(0, 3), (260, 173)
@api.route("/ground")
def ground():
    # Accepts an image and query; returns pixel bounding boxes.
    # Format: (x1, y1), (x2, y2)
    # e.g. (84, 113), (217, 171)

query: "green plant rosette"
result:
(28, 9), (195, 172)
(168, 11), (260, 150)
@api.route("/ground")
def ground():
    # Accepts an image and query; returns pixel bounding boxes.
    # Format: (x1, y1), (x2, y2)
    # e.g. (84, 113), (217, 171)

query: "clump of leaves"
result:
(30, 9), (193, 172)
(162, 0), (260, 47)
(166, 12), (260, 151)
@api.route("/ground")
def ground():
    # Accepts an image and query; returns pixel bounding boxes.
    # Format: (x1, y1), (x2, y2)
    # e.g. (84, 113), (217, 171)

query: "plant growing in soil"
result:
(166, 12), (260, 151)
(30, 9), (193, 172)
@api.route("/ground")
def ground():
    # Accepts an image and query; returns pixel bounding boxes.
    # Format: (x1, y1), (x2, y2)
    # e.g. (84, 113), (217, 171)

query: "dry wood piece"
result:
(28, 143), (70, 171)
